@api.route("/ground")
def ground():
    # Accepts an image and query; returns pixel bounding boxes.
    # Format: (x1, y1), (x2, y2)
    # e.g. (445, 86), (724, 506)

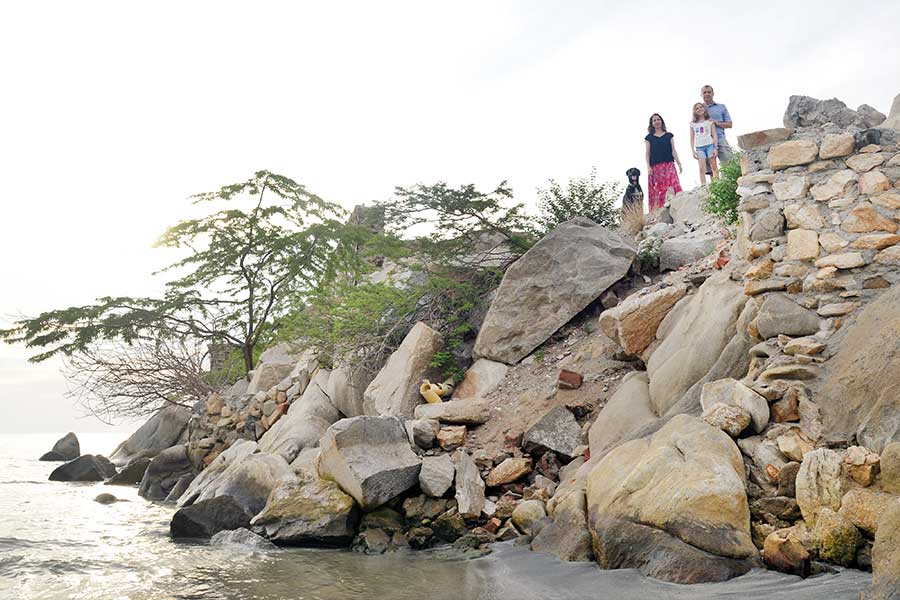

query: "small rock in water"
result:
(210, 528), (277, 551)
(39, 432), (80, 462)
(94, 493), (127, 504)
(352, 528), (391, 555)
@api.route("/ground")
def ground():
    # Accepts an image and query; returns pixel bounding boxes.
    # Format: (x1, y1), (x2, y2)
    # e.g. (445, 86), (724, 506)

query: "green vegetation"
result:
(703, 155), (742, 225)
(281, 181), (526, 382)
(636, 236), (662, 270)
(0, 171), (346, 417)
(536, 167), (621, 232)
(2, 166), (633, 415)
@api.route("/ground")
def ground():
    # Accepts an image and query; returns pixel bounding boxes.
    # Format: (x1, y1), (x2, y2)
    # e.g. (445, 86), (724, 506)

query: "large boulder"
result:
(795, 448), (843, 526)
(453, 450), (485, 519)
(531, 480), (593, 562)
(257, 369), (342, 463)
(325, 366), (371, 418)
(699, 378), (769, 434)
(420, 454), (455, 497)
(818, 285), (900, 452)
(588, 371), (657, 457)
(247, 342), (305, 395)
(452, 358), (508, 400)
(586, 414), (756, 583)
(362, 322), (443, 417)
(105, 457), (151, 486)
(865, 501), (900, 600)
(762, 530), (810, 577)
(512, 500), (547, 535)
(179, 440), (258, 506)
(783, 95), (883, 129)
(669, 188), (707, 226)
(39, 432), (80, 461)
(754, 293), (820, 340)
(883, 442), (900, 495)
(812, 508), (861, 566)
(413, 398), (491, 425)
(164, 474), (194, 503)
(646, 271), (748, 416)
(522, 406), (581, 459)
(109, 405), (191, 466)
(170, 495), (251, 538)
(474, 218), (635, 364)
(839, 488), (897, 536)
(878, 92), (900, 132)
(598, 284), (688, 356)
(247, 362), (295, 396)
(659, 236), (722, 272)
(177, 450), (295, 516)
(250, 474), (359, 545)
(49, 454), (117, 482)
(317, 416), (421, 510)
(138, 445), (195, 500)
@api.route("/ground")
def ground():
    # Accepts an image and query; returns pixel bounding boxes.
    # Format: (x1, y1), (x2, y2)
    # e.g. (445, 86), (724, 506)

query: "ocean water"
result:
(0, 433), (874, 600)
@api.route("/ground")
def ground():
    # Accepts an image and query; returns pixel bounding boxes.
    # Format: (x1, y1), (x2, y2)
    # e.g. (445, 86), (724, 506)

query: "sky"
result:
(1, 0), (899, 433)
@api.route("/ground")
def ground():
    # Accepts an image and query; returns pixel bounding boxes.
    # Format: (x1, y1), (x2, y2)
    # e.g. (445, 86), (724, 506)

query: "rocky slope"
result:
(64, 91), (900, 597)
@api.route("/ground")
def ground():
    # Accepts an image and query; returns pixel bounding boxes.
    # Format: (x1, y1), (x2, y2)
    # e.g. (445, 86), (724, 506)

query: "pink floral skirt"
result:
(648, 161), (682, 211)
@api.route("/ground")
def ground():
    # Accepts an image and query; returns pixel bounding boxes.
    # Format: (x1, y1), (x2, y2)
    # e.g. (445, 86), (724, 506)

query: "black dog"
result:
(622, 168), (644, 210)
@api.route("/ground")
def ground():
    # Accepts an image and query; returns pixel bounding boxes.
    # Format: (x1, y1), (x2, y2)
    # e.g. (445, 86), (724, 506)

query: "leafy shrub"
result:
(536, 168), (621, 232)
(704, 155), (742, 224)
(637, 236), (662, 270)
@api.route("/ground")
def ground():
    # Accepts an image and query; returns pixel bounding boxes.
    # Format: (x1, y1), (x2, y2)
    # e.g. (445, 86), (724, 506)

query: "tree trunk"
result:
(242, 344), (254, 375)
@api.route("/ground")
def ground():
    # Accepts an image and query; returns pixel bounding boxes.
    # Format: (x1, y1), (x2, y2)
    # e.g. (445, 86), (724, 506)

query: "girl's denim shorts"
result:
(696, 143), (716, 159)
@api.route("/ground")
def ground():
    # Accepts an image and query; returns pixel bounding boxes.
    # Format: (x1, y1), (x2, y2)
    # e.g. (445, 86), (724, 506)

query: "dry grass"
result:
(619, 203), (645, 238)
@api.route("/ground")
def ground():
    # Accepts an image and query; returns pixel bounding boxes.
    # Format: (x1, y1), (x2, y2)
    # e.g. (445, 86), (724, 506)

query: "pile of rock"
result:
(539, 93), (900, 590)
(166, 404), (587, 558)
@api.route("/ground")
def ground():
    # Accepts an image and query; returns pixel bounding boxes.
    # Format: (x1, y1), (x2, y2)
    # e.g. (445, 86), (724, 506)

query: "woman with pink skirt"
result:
(644, 113), (684, 211)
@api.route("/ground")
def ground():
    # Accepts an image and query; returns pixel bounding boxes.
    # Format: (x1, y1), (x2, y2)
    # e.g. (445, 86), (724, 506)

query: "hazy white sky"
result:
(1, 1), (899, 433)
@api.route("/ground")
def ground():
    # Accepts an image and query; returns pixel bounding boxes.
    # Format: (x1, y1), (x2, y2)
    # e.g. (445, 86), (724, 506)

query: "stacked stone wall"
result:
(732, 125), (900, 441)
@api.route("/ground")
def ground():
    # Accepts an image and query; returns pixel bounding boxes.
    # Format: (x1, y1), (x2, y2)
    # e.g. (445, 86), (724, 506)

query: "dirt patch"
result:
(465, 308), (638, 461)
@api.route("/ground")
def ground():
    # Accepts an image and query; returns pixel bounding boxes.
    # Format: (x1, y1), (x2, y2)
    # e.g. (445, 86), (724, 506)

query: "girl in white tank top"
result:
(690, 103), (719, 184)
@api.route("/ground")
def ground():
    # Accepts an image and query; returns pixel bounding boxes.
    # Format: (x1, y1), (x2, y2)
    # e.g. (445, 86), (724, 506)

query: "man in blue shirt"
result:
(702, 85), (734, 169)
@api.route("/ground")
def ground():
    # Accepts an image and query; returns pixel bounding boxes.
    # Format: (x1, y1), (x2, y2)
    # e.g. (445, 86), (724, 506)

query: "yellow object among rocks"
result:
(420, 379), (453, 404)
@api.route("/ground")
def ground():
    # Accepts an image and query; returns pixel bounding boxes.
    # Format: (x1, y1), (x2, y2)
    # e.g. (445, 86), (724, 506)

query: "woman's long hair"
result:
(692, 103), (710, 122)
(647, 113), (667, 135)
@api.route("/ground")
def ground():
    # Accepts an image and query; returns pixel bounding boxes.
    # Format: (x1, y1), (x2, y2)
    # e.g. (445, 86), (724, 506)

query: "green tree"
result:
(381, 181), (535, 260)
(536, 167), (621, 232)
(283, 181), (533, 381)
(1, 171), (344, 377)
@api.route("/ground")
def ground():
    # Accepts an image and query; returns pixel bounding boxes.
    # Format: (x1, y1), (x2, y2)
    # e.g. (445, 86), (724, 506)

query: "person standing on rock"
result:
(702, 84), (734, 167)
(644, 113), (683, 211)
(690, 102), (719, 184)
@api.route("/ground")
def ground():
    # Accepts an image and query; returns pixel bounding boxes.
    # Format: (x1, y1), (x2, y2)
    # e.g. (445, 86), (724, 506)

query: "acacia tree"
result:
(283, 181), (536, 382)
(382, 181), (535, 259)
(1, 170), (344, 387)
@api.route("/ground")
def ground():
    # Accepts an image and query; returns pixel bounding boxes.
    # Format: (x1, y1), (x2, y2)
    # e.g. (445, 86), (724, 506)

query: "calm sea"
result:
(0, 433), (873, 600)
